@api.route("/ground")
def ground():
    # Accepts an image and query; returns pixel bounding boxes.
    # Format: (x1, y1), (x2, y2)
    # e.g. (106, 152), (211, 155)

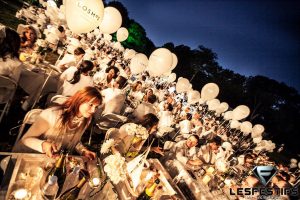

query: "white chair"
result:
(0, 75), (17, 124)
(13, 109), (42, 147)
(96, 113), (128, 133)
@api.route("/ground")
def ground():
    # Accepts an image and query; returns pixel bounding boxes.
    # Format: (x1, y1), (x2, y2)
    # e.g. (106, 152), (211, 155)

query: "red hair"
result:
(59, 87), (102, 125)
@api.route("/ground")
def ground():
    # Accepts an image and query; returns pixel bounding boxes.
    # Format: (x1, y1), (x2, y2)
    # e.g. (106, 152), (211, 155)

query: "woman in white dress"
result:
(57, 60), (94, 97)
(13, 87), (102, 159)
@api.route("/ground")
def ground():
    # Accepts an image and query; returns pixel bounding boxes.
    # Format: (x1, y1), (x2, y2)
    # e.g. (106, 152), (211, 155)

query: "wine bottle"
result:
(61, 166), (80, 194)
(47, 149), (67, 196)
(58, 174), (87, 200)
(41, 175), (59, 200)
(137, 178), (160, 200)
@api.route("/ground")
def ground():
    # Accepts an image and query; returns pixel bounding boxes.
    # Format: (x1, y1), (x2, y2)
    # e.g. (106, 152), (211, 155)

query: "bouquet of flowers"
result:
(100, 139), (115, 154)
(103, 153), (127, 184)
(125, 123), (148, 140)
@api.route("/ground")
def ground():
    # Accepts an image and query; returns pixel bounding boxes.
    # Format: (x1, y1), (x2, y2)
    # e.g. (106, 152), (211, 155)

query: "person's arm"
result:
(176, 149), (189, 165)
(21, 116), (55, 155)
(186, 159), (202, 166)
(75, 142), (96, 160)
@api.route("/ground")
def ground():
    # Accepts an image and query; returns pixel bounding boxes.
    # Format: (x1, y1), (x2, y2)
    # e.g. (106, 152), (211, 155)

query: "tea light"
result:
(14, 188), (28, 199)
(92, 178), (100, 186)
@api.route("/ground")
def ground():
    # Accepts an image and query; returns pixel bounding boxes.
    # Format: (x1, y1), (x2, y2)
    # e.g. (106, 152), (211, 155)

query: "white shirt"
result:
(58, 66), (94, 96)
(179, 119), (192, 134)
(175, 140), (198, 165)
(101, 87), (125, 114)
(0, 57), (22, 82)
(133, 102), (156, 121)
(158, 110), (174, 128)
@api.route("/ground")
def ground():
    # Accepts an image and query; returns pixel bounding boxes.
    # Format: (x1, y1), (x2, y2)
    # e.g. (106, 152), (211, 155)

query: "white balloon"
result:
(65, 0), (104, 34)
(232, 105), (250, 120)
(148, 48), (173, 77)
(103, 33), (112, 41)
(201, 83), (219, 101)
(251, 124), (264, 138)
(129, 53), (148, 74)
(207, 99), (220, 111)
(113, 41), (123, 51)
(163, 70), (172, 76)
(187, 90), (201, 104)
(252, 124), (265, 135)
(198, 98), (205, 105)
(253, 136), (262, 144)
(167, 73), (176, 83)
(100, 7), (122, 34)
(230, 120), (240, 129)
(216, 102), (229, 114)
(124, 49), (136, 60)
(240, 121), (253, 134)
(170, 53), (178, 70)
(223, 111), (233, 120)
(116, 27), (129, 42)
(175, 78), (190, 93)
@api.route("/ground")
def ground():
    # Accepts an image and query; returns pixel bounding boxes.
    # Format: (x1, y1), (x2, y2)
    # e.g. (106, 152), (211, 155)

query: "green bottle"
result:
(137, 178), (160, 200)
(47, 149), (67, 197)
(58, 175), (87, 200)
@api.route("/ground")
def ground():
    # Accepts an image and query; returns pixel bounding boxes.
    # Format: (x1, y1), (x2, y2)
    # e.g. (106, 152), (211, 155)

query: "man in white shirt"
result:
(101, 76), (127, 114)
(197, 136), (222, 165)
(132, 94), (157, 122)
(175, 135), (203, 167)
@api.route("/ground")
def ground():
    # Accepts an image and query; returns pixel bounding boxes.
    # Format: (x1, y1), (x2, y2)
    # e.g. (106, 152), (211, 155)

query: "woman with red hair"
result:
(14, 86), (102, 159)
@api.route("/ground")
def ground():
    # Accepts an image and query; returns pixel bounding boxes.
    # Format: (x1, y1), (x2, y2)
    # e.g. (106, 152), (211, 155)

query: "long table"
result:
(0, 152), (185, 200)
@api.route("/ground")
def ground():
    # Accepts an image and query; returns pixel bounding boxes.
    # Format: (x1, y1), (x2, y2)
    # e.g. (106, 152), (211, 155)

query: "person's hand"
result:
(42, 141), (58, 158)
(151, 146), (164, 156)
(82, 149), (96, 160)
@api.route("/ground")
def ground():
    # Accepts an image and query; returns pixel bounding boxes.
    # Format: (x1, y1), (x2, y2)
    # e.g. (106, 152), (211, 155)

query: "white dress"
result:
(0, 57), (22, 102)
(0, 57), (22, 82)
(13, 107), (89, 154)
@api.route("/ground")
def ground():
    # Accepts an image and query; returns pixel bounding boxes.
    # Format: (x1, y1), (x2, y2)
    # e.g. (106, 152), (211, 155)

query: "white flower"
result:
(100, 139), (115, 154)
(36, 39), (48, 48)
(135, 125), (148, 140)
(125, 123), (148, 140)
(104, 153), (127, 184)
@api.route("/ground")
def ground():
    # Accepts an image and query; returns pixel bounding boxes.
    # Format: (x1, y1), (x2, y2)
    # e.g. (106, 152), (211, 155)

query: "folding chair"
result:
(95, 113), (128, 134)
(0, 75), (17, 124)
(13, 109), (42, 147)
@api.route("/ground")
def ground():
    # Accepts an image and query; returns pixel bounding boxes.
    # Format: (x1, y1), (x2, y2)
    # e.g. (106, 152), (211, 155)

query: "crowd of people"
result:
(0, 2), (299, 199)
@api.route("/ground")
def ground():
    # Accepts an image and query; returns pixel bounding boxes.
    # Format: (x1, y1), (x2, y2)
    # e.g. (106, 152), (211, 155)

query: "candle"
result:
(14, 188), (28, 199)
(92, 178), (100, 186)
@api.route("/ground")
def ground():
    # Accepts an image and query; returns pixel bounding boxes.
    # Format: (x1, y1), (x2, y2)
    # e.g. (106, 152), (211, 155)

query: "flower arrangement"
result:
(125, 123), (148, 140)
(100, 139), (115, 154)
(103, 153), (127, 184)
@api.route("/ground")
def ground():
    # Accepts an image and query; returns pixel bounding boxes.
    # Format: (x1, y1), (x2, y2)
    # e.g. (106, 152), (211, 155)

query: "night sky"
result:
(110, 0), (300, 92)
